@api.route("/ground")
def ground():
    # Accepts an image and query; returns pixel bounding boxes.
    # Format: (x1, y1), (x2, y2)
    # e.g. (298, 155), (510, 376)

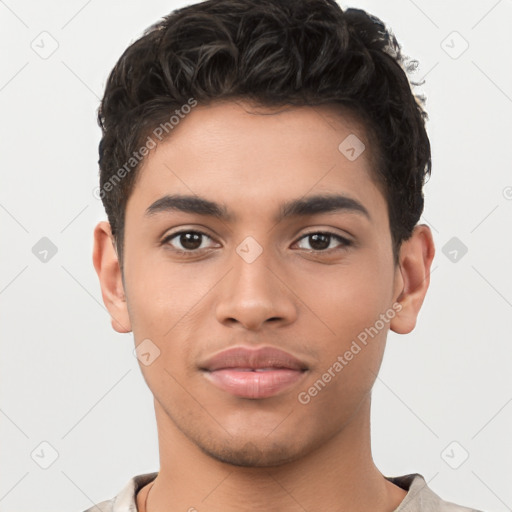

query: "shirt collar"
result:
(107, 472), (458, 512)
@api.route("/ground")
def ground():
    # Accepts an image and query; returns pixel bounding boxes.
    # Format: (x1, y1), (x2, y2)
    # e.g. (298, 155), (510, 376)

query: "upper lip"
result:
(200, 346), (308, 371)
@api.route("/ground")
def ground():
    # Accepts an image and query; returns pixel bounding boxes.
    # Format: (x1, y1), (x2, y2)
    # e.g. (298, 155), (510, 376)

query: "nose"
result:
(215, 243), (297, 331)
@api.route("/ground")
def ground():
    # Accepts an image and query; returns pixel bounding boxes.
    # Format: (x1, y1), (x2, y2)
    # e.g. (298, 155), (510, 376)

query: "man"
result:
(88, 0), (482, 510)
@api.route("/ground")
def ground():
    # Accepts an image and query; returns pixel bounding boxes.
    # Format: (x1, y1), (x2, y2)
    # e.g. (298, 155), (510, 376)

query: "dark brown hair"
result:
(97, 0), (431, 267)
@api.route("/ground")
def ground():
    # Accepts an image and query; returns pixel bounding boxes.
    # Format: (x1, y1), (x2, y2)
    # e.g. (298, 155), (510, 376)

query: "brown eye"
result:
(162, 230), (215, 253)
(295, 232), (352, 252)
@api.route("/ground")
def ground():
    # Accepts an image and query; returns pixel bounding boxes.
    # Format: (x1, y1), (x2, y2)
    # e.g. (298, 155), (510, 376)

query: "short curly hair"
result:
(97, 0), (431, 268)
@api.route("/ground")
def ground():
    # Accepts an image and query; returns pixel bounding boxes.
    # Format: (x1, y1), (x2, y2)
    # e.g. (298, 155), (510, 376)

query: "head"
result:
(97, 0), (430, 269)
(93, 0), (435, 467)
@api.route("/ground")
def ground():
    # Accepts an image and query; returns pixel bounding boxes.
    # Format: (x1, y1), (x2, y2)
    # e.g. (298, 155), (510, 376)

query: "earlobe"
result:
(390, 224), (435, 335)
(92, 221), (132, 333)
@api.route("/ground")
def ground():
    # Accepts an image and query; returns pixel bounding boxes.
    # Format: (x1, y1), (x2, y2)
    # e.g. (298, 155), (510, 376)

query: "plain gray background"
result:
(1, 0), (511, 510)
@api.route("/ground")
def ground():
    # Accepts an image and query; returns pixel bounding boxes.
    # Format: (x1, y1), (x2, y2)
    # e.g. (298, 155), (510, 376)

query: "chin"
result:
(197, 438), (306, 468)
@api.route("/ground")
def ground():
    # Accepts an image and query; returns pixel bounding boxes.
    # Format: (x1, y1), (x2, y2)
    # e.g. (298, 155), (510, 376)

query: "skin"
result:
(93, 100), (435, 512)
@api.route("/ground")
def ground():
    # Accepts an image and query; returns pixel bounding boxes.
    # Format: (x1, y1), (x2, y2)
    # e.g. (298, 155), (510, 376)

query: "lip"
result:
(200, 346), (308, 399)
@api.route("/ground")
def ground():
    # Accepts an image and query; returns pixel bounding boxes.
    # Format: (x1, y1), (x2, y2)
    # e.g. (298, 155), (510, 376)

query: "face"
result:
(98, 100), (416, 467)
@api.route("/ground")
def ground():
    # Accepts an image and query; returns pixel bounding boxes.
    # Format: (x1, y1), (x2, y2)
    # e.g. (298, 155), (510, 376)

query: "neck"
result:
(140, 394), (406, 512)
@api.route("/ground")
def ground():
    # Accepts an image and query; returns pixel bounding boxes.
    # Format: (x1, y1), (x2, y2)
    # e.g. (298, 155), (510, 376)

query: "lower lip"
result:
(204, 369), (306, 399)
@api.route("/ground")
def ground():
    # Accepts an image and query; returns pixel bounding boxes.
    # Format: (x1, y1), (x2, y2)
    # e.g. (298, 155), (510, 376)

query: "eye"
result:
(294, 232), (353, 252)
(162, 230), (217, 253)
(161, 229), (352, 255)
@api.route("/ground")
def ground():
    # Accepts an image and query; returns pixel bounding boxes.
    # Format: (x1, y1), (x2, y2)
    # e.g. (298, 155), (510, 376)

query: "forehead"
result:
(127, 100), (387, 223)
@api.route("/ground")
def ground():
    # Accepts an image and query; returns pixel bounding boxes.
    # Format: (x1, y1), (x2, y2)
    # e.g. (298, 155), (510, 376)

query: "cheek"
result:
(123, 254), (218, 387)
(295, 255), (393, 389)
(296, 284), (389, 423)
(296, 254), (392, 338)
(124, 252), (200, 334)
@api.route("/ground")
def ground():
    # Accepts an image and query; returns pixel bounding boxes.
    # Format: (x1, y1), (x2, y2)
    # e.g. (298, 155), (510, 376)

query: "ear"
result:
(92, 221), (132, 333)
(390, 224), (435, 335)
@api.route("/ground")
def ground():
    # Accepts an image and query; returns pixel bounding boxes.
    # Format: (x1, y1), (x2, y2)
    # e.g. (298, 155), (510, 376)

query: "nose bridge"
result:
(233, 236), (274, 296)
(215, 235), (296, 329)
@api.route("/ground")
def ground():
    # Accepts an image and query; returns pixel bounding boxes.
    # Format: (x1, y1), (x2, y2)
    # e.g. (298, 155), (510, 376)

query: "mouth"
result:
(200, 346), (308, 399)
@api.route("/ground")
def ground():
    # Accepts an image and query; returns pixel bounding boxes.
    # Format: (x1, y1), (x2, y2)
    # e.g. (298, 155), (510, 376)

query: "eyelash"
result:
(161, 229), (353, 256)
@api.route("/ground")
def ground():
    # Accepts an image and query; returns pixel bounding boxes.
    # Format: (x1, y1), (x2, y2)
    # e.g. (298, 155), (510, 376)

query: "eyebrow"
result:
(145, 193), (371, 223)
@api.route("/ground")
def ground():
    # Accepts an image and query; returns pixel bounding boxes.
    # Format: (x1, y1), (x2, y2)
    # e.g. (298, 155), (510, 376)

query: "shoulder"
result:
(387, 473), (485, 512)
(79, 472), (158, 512)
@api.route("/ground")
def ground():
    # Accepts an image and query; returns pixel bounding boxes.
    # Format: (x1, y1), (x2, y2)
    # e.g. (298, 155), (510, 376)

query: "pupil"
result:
(181, 232), (201, 250)
(310, 233), (329, 250)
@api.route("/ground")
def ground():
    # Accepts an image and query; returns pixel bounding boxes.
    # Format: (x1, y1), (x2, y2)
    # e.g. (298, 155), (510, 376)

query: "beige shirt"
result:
(82, 472), (483, 512)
